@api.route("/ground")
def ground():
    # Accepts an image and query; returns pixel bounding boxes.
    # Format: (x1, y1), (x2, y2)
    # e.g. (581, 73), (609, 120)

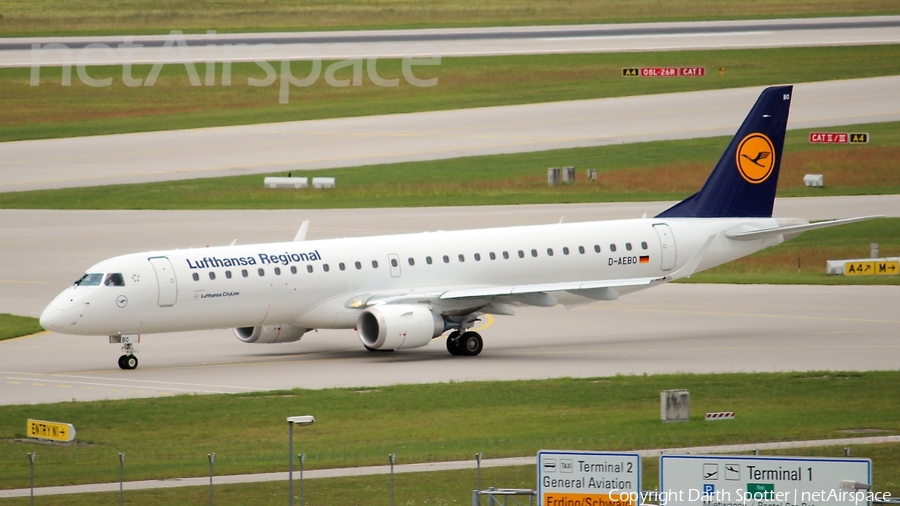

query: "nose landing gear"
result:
(110, 334), (140, 370)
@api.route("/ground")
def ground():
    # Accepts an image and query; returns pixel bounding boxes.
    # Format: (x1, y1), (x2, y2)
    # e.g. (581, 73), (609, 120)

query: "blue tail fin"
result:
(656, 85), (793, 218)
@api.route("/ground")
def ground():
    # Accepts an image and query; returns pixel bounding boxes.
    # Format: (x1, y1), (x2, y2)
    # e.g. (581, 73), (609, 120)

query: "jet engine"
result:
(233, 324), (308, 344)
(357, 304), (444, 350)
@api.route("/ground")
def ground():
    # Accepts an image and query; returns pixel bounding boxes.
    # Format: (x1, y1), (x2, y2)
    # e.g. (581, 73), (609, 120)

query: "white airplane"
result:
(41, 85), (876, 369)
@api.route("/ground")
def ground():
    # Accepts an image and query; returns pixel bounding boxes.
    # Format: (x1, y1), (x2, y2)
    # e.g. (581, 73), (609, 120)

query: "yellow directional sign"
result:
(27, 419), (76, 442)
(845, 261), (874, 276)
(876, 260), (899, 275)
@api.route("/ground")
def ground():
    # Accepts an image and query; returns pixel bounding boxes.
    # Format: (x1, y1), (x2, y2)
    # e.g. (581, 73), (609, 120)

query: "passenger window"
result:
(290, 266), (297, 274)
(242, 269), (248, 277)
(474, 253), (481, 261)
(209, 272), (216, 280)
(563, 247), (570, 255)
(594, 245), (601, 253)
(610, 244), (617, 252)
(307, 265), (313, 273)
(192, 273), (199, 281)
(323, 264), (330, 272)
(355, 261), (362, 270)
(547, 248), (553, 256)
(258, 268), (265, 276)
(426, 256), (433, 265)
(626, 243), (632, 251)
(518, 250), (525, 258)
(641, 241), (648, 250)
(104, 273), (125, 286)
(226, 270), (232, 279)
(503, 251), (509, 259)
(578, 246), (585, 254)
(274, 267), (281, 275)
(489, 252), (496, 260)
(531, 249), (538, 257)
(74, 273), (104, 286)
(339, 262), (346, 271)
(408, 258), (415, 266)
(458, 254), (465, 262)
(372, 260), (379, 268)
(443, 255), (450, 263)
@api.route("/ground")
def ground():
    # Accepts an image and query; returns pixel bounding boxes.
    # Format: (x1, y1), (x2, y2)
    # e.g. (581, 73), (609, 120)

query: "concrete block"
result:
(661, 389), (690, 422)
(264, 177), (307, 189)
(547, 168), (560, 186)
(312, 177), (336, 189)
(562, 166), (575, 183)
(804, 174), (824, 187)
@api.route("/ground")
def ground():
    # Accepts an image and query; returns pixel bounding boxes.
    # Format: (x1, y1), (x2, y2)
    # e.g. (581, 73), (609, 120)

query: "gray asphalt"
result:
(6, 17), (900, 67)
(2, 76), (899, 192)
(1, 197), (897, 406)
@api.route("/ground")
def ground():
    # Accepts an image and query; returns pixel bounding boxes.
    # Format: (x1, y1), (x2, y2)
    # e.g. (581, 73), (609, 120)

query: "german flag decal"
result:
(639, 256), (650, 264)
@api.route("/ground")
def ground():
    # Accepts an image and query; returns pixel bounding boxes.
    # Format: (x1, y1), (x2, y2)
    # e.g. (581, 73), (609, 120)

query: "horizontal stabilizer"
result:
(726, 216), (882, 241)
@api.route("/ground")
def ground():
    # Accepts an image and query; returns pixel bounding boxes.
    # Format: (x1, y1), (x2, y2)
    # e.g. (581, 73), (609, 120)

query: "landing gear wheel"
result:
(446, 331), (462, 355)
(120, 354), (138, 370)
(459, 331), (483, 357)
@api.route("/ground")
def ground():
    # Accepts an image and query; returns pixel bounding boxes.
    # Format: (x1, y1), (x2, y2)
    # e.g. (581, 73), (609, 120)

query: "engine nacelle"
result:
(234, 324), (308, 344)
(358, 305), (443, 350)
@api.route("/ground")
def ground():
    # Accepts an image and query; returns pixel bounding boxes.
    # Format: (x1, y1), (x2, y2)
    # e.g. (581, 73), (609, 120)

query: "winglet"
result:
(294, 220), (310, 242)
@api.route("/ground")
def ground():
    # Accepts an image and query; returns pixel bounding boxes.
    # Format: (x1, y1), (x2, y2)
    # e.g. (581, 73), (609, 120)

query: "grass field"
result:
(2, 121), (898, 210)
(1, 371), (898, 491)
(1, 444), (898, 505)
(1, 0), (898, 37)
(0, 313), (43, 342)
(6, 45), (900, 142)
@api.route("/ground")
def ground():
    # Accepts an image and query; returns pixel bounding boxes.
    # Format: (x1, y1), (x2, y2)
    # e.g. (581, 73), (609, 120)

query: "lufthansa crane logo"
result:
(736, 133), (775, 184)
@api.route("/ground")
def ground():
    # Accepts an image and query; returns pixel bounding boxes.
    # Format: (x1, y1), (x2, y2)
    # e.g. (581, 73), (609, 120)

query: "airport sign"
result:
(27, 419), (76, 442)
(660, 455), (872, 506)
(538, 450), (641, 506)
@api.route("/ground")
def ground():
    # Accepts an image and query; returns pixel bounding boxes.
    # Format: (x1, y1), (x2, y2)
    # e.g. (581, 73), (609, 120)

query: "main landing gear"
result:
(446, 330), (483, 356)
(118, 354), (138, 370)
(110, 334), (140, 370)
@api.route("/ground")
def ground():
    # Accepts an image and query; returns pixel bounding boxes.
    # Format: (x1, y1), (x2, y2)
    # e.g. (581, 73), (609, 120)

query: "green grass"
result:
(0, 313), (43, 342)
(1, 0), (898, 37)
(6, 45), (900, 142)
(2, 371), (899, 491)
(2, 444), (898, 505)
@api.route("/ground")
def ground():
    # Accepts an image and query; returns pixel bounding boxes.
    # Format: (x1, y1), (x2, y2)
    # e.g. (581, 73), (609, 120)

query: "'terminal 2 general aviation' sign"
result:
(538, 450), (641, 506)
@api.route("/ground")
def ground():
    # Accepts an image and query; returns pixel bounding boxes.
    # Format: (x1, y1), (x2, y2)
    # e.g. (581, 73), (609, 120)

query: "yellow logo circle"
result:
(735, 133), (775, 184)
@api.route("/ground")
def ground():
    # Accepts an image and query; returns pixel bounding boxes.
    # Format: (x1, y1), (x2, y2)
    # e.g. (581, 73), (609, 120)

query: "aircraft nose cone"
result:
(40, 295), (67, 331)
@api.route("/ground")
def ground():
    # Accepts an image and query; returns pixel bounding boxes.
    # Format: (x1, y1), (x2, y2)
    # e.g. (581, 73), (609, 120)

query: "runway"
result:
(6, 17), (900, 67)
(2, 76), (899, 192)
(1, 197), (898, 405)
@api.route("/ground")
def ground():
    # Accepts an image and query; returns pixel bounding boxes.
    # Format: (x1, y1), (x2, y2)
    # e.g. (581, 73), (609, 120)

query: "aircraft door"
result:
(653, 224), (677, 271)
(148, 257), (178, 307)
(388, 254), (401, 278)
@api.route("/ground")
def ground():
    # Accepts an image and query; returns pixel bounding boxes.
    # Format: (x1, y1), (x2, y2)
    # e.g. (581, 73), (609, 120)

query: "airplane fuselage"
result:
(40, 216), (784, 337)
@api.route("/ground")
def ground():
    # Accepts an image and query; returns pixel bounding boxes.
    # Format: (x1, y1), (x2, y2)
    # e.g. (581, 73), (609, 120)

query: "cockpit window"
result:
(74, 273), (103, 286)
(104, 273), (125, 286)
